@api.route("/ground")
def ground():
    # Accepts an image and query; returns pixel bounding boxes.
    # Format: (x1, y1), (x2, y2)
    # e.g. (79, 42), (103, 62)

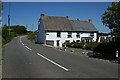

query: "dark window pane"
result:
(57, 32), (61, 37)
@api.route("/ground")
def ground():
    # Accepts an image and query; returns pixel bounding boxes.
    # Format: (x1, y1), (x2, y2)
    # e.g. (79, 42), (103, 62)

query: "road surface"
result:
(2, 36), (118, 78)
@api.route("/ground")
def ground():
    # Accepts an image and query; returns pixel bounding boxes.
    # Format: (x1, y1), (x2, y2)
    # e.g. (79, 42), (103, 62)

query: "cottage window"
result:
(76, 40), (80, 43)
(57, 32), (61, 37)
(65, 40), (70, 43)
(68, 32), (72, 38)
(90, 33), (94, 37)
(76, 32), (80, 38)
(46, 33), (49, 35)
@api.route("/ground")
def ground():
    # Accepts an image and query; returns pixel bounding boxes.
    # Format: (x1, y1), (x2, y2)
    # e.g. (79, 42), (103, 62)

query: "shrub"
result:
(85, 42), (98, 50)
(66, 42), (72, 47)
(27, 32), (36, 42)
(66, 42), (84, 48)
(73, 42), (84, 48)
(94, 42), (116, 60)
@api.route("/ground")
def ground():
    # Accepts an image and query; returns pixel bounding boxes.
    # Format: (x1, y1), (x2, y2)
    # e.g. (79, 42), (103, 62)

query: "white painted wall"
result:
(45, 32), (97, 47)
(93, 33), (97, 42)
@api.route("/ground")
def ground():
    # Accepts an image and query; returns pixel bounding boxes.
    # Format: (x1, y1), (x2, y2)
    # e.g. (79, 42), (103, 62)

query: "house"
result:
(37, 14), (98, 47)
(98, 33), (115, 43)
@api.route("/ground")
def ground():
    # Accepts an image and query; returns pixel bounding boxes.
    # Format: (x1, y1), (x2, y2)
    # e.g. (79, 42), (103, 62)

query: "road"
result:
(2, 36), (118, 78)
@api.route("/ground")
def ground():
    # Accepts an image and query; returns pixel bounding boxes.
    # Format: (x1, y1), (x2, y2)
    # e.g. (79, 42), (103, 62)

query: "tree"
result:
(10, 25), (27, 35)
(102, 2), (120, 36)
(2, 25), (27, 45)
(102, 2), (120, 57)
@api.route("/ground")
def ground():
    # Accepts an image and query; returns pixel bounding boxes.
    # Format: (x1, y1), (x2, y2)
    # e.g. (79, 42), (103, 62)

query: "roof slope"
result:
(70, 20), (98, 32)
(42, 16), (73, 31)
(41, 16), (98, 32)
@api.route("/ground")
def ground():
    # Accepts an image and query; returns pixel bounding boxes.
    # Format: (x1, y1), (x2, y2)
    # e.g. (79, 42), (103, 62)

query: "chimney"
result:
(66, 16), (69, 18)
(77, 18), (79, 21)
(88, 19), (92, 23)
(41, 14), (45, 17)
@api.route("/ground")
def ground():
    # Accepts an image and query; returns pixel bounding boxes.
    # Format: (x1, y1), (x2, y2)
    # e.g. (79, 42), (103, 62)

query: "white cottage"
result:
(37, 14), (98, 47)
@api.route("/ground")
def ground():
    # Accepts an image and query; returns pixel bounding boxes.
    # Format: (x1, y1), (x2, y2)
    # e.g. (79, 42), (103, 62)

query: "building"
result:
(37, 14), (98, 47)
(98, 33), (115, 43)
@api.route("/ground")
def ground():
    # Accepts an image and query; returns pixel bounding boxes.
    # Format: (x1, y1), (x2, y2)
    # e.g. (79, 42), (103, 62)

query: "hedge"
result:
(85, 42), (98, 50)
(93, 42), (117, 60)
(66, 42), (84, 48)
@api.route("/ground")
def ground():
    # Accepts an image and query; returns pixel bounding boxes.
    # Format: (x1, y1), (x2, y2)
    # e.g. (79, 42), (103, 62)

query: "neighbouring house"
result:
(98, 33), (115, 43)
(37, 14), (98, 47)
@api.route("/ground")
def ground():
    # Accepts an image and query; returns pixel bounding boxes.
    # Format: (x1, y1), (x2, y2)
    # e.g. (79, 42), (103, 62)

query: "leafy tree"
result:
(2, 25), (27, 45)
(27, 32), (36, 42)
(102, 2), (120, 57)
(102, 2), (120, 37)
(10, 25), (27, 35)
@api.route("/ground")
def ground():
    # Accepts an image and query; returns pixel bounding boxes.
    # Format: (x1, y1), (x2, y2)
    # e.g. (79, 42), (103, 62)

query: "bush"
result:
(2, 25), (27, 45)
(73, 42), (84, 48)
(66, 42), (84, 48)
(66, 42), (72, 47)
(27, 32), (36, 42)
(94, 42), (116, 60)
(85, 42), (98, 50)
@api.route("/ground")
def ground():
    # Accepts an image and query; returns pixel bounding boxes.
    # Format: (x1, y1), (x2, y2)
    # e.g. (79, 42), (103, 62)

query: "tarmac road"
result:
(2, 36), (118, 78)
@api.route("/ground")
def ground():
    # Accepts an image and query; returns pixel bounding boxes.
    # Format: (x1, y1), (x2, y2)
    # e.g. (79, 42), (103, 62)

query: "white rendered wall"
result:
(46, 32), (73, 47)
(93, 33), (97, 42)
(45, 32), (97, 47)
(80, 33), (90, 37)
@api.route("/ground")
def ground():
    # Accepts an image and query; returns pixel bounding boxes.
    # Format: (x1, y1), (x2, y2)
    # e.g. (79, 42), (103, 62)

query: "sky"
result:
(2, 2), (112, 33)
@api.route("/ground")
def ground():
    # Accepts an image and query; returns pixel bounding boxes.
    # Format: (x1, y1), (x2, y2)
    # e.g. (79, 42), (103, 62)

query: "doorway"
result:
(57, 40), (60, 46)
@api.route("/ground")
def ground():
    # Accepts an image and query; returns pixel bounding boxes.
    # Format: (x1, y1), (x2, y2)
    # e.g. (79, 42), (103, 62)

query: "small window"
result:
(76, 32), (80, 38)
(76, 40), (80, 42)
(68, 32), (72, 38)
(65, 40), (70, 43)
(46, 33), (49, 35)
(57, 32), (61, 37)
(90, 33), (94, 37)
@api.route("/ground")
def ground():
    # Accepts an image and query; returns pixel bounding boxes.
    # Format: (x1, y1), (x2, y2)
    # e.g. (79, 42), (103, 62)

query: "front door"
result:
(57, 40), (60, 46)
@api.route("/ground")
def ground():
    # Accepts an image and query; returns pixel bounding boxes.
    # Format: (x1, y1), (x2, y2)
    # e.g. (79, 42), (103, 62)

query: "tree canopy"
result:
(10, 25), (27, 34)
(102, 2), (120, 36)
(102, 2), (120, 55)
(2, 25), (27, 44)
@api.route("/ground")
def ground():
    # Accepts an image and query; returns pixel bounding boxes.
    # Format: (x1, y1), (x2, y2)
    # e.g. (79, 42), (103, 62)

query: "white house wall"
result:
(93, 33), (97, 42)
(45, 32), (97, 47)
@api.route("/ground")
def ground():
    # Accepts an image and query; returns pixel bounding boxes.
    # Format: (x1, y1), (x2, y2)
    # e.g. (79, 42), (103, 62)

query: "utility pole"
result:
(8, 14), (10, 36)
(32, 23), (34, 32)
(8, 1), (11, 36)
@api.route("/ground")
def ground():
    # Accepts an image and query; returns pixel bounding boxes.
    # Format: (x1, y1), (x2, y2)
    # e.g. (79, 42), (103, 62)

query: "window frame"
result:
(68, 32), (72, 38)
(76, 32), (80, 38)
(90, 33), (94, 37)
(57, 32), (61, 37)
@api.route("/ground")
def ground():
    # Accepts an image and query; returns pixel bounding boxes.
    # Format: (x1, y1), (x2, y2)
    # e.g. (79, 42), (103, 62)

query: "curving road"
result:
(2, 36), (118, 78)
